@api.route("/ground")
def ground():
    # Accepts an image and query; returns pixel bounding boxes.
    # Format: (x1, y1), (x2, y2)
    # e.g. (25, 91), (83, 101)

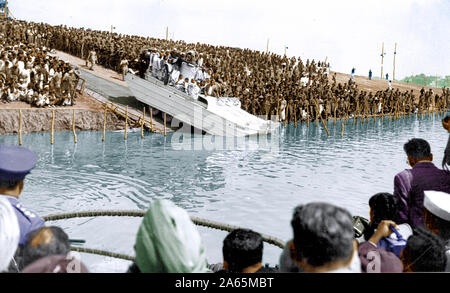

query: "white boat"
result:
(125, 73), (279, 137)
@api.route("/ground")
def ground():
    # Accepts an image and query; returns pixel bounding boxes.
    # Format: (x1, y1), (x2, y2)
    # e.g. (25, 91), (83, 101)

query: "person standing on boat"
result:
(0, 146), (44, 246)
(86, 49), (97, 71)
(119, 58), (129, 82)
(187, 78), (200, 99)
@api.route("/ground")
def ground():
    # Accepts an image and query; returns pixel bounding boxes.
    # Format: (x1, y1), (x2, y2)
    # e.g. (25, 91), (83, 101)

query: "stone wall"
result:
(0, 109), (127, 134)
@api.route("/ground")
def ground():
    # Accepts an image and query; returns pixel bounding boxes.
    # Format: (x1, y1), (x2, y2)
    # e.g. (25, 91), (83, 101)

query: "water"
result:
(0, 114), (448, 272)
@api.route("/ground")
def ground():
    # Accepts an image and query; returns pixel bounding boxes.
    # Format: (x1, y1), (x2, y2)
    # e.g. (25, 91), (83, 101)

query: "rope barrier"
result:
(43, 210), (286, 261)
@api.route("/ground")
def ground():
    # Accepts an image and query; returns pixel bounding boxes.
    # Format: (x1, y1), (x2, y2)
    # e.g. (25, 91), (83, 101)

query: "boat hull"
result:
(125, 73), (279, 137)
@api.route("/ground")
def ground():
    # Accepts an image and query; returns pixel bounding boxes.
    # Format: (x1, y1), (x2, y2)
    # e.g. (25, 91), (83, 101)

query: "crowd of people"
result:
(0, 22), (81, 107)
(1, 19), (449, 121)
(0, 116), (449, 273)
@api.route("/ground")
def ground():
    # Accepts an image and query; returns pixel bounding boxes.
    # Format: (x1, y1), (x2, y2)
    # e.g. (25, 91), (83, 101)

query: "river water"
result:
(0, 114), (448, 272)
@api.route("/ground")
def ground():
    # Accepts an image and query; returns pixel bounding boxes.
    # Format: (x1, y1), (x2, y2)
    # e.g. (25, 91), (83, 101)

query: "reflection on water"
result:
(0, 114), (448, 271)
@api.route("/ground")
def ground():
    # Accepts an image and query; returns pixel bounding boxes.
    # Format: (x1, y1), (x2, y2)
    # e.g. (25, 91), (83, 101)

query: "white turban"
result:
(0, 197), (20, 272)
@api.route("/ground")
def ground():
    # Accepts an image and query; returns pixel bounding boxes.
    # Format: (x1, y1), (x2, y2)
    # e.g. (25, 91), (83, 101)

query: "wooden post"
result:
(150, 106), (153, 131)
(284, 102), (289, 128)
(294, 107), (297, 128)
(18, 110), (22, 146)
(141, 107), (145, 138)
(164, 112), (167, 136)
(166, 26), (169, 41)
(51, 109), (55, 145)
(334, 106), (337, 125)
(306, 108), (310, 127)
(341, 121), (345, 137)
(266, 38), (269, 54)
(124, 105), (128, 140)
(72, 109), (77, 143)
(102, 105), (107, 142)
(320, 115), (330, 136)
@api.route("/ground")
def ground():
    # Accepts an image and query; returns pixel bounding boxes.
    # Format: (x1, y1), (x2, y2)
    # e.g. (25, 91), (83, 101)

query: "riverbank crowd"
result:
(1, 19), (449, 122)
(1, 118), (450, 273)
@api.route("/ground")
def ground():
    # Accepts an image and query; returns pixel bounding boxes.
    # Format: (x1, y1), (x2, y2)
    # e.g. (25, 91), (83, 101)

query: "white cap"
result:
(424, 190), (450, 221)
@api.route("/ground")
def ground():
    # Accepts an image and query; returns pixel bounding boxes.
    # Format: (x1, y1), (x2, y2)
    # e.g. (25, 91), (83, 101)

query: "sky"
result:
(8, 0), (450, 80)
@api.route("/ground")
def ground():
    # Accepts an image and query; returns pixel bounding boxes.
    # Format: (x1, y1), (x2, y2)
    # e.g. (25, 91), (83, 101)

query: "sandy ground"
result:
(50, 50), (128, 88)
(0, 91), (105, 111)
(331, 71), (444, 95)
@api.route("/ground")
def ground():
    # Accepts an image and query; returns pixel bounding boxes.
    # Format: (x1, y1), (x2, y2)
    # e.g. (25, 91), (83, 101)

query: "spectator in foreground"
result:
(0, 146), (45, 246)
(281, 202), (361, 273)
(400, 226), (447, 272)
(216, 228), (277, 273)
(363, 193), (412, 256)
(21, 254), (89, 273)
(442, 115), (450, 170)
(128, 199), (210, 273)
(21, 226), (71, 269)
(423, 190), (450, 271)
(0, 197), (20, 272)
(358, 220), (403, 273)
(393, 138), (450, 227)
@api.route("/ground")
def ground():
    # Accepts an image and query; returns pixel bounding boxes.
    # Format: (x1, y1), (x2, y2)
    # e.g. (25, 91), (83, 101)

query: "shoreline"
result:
(0, 107), (127, 135)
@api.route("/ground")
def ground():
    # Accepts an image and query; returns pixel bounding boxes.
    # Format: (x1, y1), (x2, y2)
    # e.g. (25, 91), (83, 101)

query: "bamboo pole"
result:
(141, 107), (145, 138)
(306, 107), (310, 127)
(320, 115), (330, 136)
(51, 109), (55, 145)
(341, 121), (345, 137)
(164, 112), (167, 136)
(294, 107), (297, 128)
(124, 106), (128, 140)
(334, 106), (337, 125)
(284, 102), (289, 128)
(18, 110), (22, 146)
(72, 109), (77, 143)
(150, 106), (153, 131)
(102, 104), (107, 142)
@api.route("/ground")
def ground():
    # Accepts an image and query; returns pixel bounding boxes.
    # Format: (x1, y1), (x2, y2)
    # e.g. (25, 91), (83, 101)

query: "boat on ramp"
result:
(125, 72), (279, 137)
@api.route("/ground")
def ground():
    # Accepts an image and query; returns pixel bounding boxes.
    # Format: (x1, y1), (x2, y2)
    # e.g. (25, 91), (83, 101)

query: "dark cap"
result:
(0, 146), (37, 181)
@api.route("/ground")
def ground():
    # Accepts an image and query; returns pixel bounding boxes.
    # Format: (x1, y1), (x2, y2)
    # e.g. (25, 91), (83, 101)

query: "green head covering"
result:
(135, 200), (210, 273)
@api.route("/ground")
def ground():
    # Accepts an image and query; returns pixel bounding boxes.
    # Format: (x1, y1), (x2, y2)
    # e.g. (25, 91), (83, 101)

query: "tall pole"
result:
(5, 0), (8, 18)
(380, 42), (385, 79)
(284, 45), (287, 57)
(393, 43), (397, 81)
(166, 26), (168, 41)
(266, 38), (269, 54)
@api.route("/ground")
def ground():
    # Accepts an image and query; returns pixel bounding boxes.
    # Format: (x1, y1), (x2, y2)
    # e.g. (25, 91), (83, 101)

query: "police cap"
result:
(0, 146), (37, 181)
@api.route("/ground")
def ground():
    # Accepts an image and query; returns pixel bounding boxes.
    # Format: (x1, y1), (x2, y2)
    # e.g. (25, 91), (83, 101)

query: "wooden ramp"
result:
(85, 88), (171, 134)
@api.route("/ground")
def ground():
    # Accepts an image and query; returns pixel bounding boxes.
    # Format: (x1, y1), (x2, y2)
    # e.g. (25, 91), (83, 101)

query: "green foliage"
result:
(401, 74), (450, 88)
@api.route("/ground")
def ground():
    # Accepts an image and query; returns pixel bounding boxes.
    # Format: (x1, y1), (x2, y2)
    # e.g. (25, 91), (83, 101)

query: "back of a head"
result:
(134, 200), (209, 273)
(403, 138), (431, 160)
(402, 226), (447, 272)
(222, 229), (263, 273)
(365, 193), (398, 240)
(369, 193), (398, 223)
(0, 197), (20, 272)
(23, 226), (70, 268)
(291, 202), (354, 268)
